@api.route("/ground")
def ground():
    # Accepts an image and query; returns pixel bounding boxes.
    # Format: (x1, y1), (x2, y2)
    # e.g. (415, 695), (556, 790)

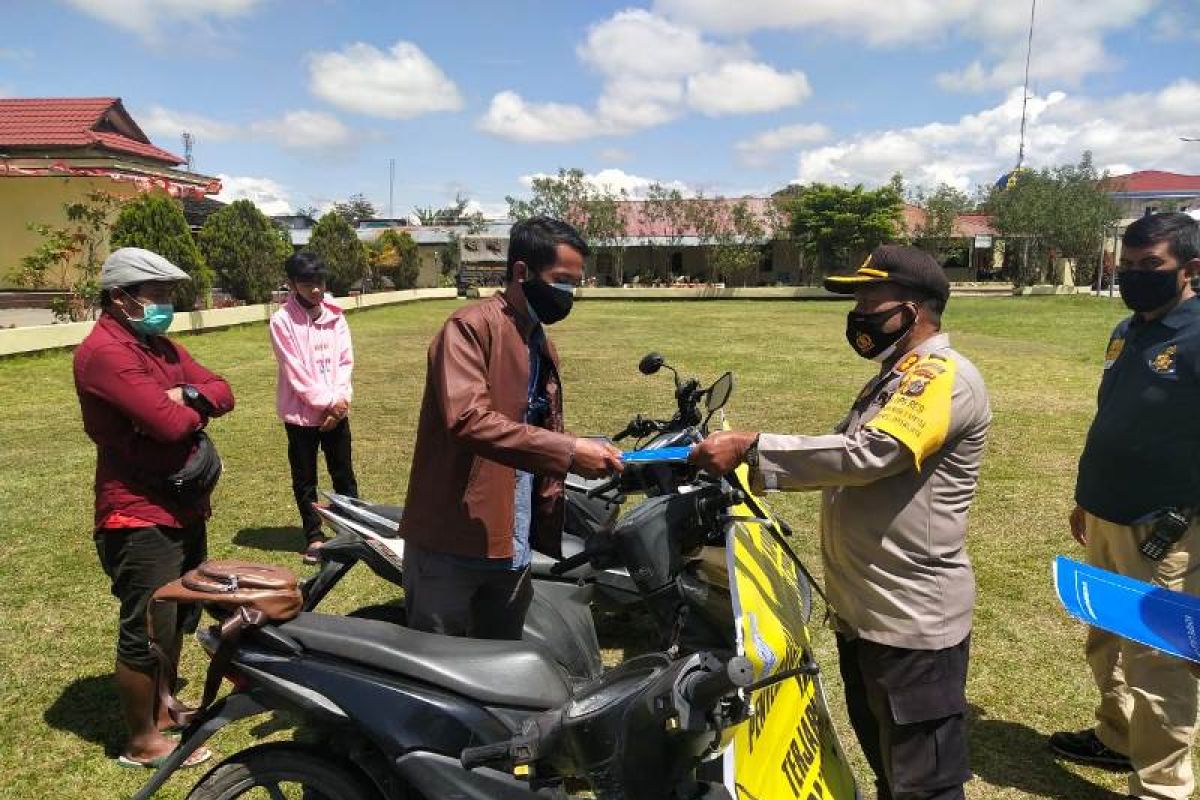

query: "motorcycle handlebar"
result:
(460, 741), (511, 771)
(586, 476), (621, 499)
(680, 656), (754, 713)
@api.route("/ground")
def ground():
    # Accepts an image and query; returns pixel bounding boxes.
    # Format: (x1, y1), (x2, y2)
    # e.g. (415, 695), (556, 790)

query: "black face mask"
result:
(1119, 268), (1182, 313)
(846, 304), (917, 361)
(522, 276), (574, 325)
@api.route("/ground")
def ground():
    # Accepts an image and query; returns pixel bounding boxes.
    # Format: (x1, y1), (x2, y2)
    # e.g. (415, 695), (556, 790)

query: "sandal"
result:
(302, 538), (327, 565)
(117, 745), (212, 769)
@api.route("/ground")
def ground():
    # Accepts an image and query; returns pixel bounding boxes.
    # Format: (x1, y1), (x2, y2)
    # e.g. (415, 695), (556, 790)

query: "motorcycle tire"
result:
(347, 602), (407, 626)
(187, 743), (379, 800)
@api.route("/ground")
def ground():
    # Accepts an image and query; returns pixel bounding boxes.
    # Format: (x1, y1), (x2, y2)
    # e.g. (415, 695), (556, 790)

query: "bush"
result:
(307, 212), (367, 295)
(110, 192), (212, 310)
(198, 200), (291, 303)
(370, 229), (420, 290)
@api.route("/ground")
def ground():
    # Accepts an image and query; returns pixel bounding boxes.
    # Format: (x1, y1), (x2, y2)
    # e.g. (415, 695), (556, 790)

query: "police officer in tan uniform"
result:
(693, 245), (991, 800)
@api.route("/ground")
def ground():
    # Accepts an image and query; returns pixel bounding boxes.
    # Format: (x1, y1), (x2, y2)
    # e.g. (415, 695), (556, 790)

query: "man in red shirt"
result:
(73, 248), (234, 768)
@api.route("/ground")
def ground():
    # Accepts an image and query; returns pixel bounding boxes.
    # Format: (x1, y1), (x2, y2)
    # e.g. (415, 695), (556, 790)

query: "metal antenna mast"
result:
(1016, 0), (1037, 170)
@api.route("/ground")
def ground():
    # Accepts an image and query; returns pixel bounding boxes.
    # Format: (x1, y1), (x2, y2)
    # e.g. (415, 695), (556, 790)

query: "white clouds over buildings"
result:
(479, 9), (813, 143)
(214, 174), (293, 216)
(308, 41), (463, 119)
(787, 80), (1200, 191)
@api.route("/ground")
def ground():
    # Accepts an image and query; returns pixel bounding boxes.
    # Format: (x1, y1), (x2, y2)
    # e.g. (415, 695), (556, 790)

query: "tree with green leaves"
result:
(910, 184), (973, 259)
(776, 182), (905, 278)
(371, 229), (421, 289)
(506, 168), (627, 282)
(13, 190), (125, 321)
(641, 183), (689, 282)
(332, 193), (378, 226)
(110, 192), (212, 310)
(984, 151), (1120, 286)
(710, 200), (767, 287)
(198, 199), (291, 303)
(307, 212), (368, 295)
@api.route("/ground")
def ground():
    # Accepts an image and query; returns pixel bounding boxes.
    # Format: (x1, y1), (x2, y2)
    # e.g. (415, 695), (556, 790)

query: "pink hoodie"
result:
(269, 295), (354, 427)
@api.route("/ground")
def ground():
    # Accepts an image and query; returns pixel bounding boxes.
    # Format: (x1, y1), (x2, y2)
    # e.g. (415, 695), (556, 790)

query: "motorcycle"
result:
(134, 463), (855, 800)
(297, 354), (737, 674)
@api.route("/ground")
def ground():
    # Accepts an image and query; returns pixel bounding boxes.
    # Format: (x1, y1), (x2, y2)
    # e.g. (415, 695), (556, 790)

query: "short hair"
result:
(285, 250), (326, 280)
(891, 284), (945, 328)
(1123, 212), (1200, 265)
(506, 217), (589, 281)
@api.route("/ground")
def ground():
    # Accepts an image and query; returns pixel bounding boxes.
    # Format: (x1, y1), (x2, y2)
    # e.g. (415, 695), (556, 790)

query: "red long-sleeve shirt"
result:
(73, 313), (235, 530)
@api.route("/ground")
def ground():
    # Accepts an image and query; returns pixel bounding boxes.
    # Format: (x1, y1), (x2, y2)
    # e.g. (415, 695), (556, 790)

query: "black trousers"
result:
(837, 633), (972, 800)
(94, 523), (207, 671)
(401, 544), (533, 640)
(285, 419), (358, 542)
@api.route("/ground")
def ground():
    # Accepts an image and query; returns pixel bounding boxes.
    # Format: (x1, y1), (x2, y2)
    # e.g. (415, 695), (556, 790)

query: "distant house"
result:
(903, 204), (1002, 281)
(180, 194), (226, 232)
(0, 97), (221, 287)
(1102, 171), (1200, 222)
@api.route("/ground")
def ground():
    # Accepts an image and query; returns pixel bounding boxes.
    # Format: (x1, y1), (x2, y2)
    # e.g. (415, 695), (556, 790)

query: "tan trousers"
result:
(1085, 512), (1200, 800)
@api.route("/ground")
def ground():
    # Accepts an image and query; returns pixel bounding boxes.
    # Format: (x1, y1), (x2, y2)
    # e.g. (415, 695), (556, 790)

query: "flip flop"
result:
(117, 745), (212, 770)
(302, 539), (327, 565)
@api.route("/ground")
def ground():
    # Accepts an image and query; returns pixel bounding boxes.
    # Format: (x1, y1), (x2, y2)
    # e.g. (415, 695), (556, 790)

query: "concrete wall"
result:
(0, 176), (142, 289)
(0, 287), (457, 358)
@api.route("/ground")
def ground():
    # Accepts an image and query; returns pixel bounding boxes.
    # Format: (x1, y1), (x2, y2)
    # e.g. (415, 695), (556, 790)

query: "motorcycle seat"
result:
(275, 612), (571, 709)
(528, 533), (587, 577)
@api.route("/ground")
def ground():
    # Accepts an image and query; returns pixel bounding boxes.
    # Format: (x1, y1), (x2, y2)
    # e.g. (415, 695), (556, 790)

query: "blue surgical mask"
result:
(121, 290), (175, 335)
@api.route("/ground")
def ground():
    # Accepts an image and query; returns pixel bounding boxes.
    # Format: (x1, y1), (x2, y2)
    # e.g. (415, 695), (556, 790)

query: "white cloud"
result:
(249, 110), (353, 151)
(790, 79), (1200, 191)
(735, 123), (831, 167)
(461, 199), (510, 219)
(139, 106), (241, 142)
(477, 92), (599, 144)
(214, 174), (293, 216)
(686, 62), (811, 116)
(519, 168), (691, 199)
(480, 9), (810, 143)
(63, 0), (264, 43)
(577, 9), (744, 78)
(308, 41), (463, 120)
(657, 0), (1157, 93)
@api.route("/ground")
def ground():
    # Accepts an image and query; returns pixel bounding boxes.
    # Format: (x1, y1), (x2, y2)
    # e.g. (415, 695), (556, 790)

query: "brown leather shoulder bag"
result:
(148, 560), (302, 726)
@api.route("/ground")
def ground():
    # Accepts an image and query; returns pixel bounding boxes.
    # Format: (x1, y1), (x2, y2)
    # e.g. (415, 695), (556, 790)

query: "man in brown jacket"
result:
(399, 216), (622, 640)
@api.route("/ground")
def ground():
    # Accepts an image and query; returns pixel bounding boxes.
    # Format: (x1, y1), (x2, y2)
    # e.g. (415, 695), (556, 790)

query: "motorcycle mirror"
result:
(638, 352), (665, 375)
(705, 372), (735, 414)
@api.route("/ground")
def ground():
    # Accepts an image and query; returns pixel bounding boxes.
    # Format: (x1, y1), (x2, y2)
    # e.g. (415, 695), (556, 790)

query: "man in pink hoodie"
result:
(270, 251), (358, 563)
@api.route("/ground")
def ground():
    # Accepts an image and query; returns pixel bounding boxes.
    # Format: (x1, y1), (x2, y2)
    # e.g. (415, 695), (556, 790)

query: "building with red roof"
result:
(0, 97), (221, 287)
(1100, 171), (1200, 221)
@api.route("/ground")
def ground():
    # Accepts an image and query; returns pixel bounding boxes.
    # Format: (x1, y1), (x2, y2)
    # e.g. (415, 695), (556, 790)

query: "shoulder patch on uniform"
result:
(1103, 337), (1124, 370)
(865, 354), (957, 469)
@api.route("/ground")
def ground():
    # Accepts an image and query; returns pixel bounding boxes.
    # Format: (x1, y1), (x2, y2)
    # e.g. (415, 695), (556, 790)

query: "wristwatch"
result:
(181, 384), (213, 416)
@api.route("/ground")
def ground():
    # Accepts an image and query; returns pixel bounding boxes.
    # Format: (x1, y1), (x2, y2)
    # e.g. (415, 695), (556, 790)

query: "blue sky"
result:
(2, 0), (1197, 217)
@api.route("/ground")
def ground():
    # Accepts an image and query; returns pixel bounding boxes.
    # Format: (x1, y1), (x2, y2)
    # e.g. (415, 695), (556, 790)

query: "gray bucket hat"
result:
(99, 247), (191, 290)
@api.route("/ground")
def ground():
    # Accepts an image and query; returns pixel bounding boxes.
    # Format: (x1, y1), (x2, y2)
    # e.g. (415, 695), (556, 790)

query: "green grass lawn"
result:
(0, 296), (1140, 799)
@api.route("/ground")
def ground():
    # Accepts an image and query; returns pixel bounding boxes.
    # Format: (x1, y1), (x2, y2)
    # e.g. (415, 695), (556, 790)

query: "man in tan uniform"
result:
(1050, 212), (1200, 800)
(693, 245), (991, 800)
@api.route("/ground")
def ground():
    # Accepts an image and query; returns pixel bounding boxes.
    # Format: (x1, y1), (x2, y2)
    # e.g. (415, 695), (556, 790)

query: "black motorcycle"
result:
(132, 490), (771, 800)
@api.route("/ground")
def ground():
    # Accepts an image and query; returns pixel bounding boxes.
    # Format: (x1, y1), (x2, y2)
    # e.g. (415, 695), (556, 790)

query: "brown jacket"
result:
(399, 292), (576, 559)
